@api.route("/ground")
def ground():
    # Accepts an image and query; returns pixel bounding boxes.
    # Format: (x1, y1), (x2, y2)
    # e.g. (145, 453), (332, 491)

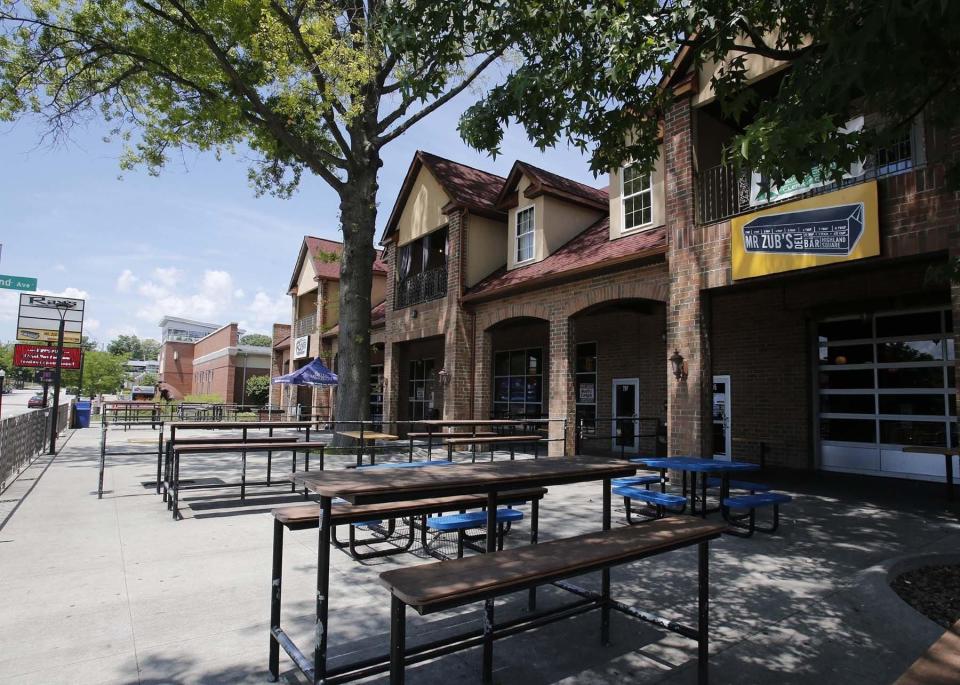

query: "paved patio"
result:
(1, 425), (958, 684)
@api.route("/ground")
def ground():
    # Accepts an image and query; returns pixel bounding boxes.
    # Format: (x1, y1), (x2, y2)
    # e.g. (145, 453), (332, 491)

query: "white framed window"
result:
(515, 206), (535, 263)
(621, 164), (652, 232)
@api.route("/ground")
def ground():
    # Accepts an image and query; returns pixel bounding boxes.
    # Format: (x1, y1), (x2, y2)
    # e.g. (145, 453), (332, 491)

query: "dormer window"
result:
(622, 164), (652, 232)
(516, 206), (535, 263)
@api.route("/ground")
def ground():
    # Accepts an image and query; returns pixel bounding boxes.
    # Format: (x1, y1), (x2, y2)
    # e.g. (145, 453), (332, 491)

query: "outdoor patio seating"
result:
(614, 484), (686, 522)
(425, 508), (524, 557)
(705, 476), (770, 492)
(380, 516), (724, 684)
(444, 434), (543, 462)
(721, 492), (793, 538)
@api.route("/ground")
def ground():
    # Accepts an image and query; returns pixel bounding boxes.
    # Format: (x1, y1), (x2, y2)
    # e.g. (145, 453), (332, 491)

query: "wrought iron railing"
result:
(695, 164), (751, 225)
(0, 404), (68, 493)
(696, 144), (917, 226)
(395, 266), (447, 308)
(293, 313), (317, 337)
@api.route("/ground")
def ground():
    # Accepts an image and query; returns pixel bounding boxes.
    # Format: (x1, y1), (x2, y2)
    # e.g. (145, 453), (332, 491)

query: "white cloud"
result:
(116, 269), (138, 292)
(85, 318), (101, 332)
(39, 286), (89, 300)
(106, 324), (138, 338)
(244, 291), (289, 330)
(134, 268), (238, 324)
(0, 290), (18, 322)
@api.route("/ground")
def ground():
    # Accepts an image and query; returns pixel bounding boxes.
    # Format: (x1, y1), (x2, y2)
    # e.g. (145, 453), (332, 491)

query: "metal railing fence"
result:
(395, 266), (447, 308)
(0, 404), (69, 493)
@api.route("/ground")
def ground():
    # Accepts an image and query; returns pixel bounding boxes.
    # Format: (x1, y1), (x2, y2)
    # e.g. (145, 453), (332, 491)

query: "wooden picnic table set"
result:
(264, 455), (780, 685)
(159, 421), (326, 520)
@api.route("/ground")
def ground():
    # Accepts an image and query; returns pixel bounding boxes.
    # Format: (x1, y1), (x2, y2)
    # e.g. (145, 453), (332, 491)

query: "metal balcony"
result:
(395, 266), (447, 309)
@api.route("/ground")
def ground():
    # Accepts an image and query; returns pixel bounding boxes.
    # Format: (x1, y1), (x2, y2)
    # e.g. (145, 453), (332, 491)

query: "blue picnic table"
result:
(632, 456), (759, 517)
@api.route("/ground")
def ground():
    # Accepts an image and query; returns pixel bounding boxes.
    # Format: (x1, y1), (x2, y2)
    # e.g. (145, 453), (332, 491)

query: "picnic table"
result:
(272, 457), (720, 684)
(902, 446), (960, 500)
(633, 456), (759, 517)
(415, 419), (526, 459)
(160, 421), (318, 496)
(336, 430), (399, 467)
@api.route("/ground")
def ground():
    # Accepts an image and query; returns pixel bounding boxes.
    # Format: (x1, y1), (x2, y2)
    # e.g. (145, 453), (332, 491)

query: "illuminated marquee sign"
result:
(732, 181), (879, 280)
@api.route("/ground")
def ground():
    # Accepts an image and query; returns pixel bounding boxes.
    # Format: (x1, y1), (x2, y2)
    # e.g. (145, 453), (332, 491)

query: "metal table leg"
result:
(601, 477), (611, 645)
(314, 496), (332, 684)
(698, 541), (710, 685)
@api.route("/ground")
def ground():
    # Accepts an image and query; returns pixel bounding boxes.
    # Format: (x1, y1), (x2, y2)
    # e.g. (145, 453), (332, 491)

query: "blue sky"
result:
(0, 89), (600, 346)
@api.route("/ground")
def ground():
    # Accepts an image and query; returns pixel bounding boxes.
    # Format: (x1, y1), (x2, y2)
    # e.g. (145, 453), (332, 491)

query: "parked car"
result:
(27, 394), (45, 408)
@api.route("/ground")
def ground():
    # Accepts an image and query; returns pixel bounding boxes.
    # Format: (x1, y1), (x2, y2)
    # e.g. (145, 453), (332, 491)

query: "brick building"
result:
(274, 236), (387, 419)
(190, 323), (271, 405)
(158, 319), (271, 404)
(370, 52), (960, 483)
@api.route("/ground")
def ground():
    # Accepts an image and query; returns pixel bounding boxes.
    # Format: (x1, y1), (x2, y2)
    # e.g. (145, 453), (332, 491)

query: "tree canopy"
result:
(245, 374), (270, 405)
(106, 335), (160, 360)
(460, 0), (960, 187)
(239, 333), (272, 347)
(0, 0), (531, 425)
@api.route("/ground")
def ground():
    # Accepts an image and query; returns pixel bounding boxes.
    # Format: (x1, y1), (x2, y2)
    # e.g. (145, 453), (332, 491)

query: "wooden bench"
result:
(167, 441), (326, 520)
(159, 436), (301, 497)
(380, 516), (725, 684)
(444, 435), (543, 463)
(895, 620), (960, 685)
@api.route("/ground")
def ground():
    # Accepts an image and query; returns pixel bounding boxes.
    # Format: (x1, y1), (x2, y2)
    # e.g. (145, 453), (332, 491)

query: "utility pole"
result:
(47, 313), (66, 454)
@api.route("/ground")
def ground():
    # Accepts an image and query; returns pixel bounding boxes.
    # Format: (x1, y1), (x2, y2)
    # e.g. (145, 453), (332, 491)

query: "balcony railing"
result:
(395, 266), (447, 309)
(696, 139), (916, 226)
(695, 164), (751, 225)
(293, 313), (317, 337)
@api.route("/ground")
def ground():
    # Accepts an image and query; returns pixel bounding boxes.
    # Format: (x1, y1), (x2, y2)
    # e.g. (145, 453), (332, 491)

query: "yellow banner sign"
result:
(17, 328), (83, 344)
(731, 181), (879, 280)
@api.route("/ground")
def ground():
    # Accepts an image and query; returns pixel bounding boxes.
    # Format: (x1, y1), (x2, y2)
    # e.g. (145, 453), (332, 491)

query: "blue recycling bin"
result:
(75, 400), (92, 428)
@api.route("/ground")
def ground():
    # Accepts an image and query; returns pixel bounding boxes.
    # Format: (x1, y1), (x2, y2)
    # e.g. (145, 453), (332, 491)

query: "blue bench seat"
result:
(427, 508), (523, 532)
(333, 498), (384, 527)
(706, 477), (770, 492)
(612, 475), (662, 488)
(722, 492), (792, 538)
(614, 485), (686, 523)
(723, 492), (791, 509)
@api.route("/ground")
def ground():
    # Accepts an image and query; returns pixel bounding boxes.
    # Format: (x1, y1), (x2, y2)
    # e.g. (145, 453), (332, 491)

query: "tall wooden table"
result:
(336, 430), (399, 466)
(273, 457), (638, 684)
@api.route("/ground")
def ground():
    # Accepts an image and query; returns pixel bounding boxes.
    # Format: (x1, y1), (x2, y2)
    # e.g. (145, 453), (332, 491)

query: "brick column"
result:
(441, 211), (473, 421)
(473, 327), (493, 419)
(383, 341), (401, 432)
(665, 96), (712, 456)
(548, 314), (575, 456)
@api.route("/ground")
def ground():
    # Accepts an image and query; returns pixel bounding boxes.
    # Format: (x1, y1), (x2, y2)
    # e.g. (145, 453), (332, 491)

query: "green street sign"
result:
(0, 274), (38, 291)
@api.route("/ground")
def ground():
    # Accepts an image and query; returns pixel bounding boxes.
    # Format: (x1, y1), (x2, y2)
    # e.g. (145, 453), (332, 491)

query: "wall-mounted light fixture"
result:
(437, 368), (450, 385)
(669, 349), (688, 381)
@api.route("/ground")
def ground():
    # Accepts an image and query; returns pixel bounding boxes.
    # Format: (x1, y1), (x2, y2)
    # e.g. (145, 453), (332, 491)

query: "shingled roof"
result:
(289, 236), (386, 292)
(380, 151), (507, 244)
(496, 161), (608, 210)
(464, 219), (666, 302)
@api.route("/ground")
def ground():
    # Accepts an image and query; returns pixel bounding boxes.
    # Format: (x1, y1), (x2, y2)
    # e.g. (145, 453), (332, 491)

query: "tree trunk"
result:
(332, 156), (379, 445)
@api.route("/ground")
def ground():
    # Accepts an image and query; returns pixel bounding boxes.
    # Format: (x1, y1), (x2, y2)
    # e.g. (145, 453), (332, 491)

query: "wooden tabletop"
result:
(293, 456), (637, 504)
(168, 421), (318, 430)
(337, 431), (399, 441)
(902, 446), (960, 456)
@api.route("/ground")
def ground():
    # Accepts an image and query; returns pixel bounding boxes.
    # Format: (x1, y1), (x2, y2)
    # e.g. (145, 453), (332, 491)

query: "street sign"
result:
(16, 293), (84, 343)
(14, 344), (82, 370)
(0, 274), (37, 291)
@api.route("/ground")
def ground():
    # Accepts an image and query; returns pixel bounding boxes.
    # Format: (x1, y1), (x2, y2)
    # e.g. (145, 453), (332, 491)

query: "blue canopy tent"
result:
(272, 358), (339, 387)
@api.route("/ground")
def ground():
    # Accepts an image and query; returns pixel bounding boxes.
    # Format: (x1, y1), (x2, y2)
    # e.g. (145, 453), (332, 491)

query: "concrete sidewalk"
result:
(1, 425), (958, 684)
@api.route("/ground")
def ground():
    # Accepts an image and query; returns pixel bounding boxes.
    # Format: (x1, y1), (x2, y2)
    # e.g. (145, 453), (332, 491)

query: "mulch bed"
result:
(891, 564), (960, 629)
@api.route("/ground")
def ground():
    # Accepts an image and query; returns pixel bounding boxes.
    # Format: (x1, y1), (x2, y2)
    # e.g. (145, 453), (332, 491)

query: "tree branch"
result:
(376, 50), (502, 147)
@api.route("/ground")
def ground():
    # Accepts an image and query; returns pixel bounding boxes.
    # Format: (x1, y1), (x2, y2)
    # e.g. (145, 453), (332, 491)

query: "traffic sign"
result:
(0, 274), (38, 291)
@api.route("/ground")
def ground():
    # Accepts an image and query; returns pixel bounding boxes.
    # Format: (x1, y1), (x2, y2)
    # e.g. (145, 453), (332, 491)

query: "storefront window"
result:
(408, 358), (435, 421)
(493, 348), (542, 418)
(818, 307), (956, 458)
